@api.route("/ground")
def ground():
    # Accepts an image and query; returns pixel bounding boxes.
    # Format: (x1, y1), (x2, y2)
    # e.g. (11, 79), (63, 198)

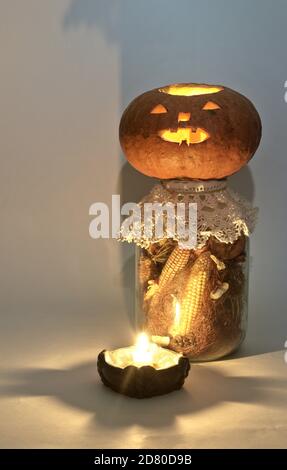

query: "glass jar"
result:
(136, 238), (249, 361)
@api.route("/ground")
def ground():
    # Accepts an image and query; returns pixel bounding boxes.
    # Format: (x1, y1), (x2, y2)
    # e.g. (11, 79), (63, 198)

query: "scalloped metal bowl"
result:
(97, 349), (190, 399)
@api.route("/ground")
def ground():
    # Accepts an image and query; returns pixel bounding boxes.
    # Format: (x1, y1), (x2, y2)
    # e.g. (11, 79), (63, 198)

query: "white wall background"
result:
(0, 0), (287, 364)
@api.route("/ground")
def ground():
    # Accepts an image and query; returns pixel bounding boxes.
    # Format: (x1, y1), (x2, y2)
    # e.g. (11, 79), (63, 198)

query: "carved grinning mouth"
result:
(158, 127), (210, 145)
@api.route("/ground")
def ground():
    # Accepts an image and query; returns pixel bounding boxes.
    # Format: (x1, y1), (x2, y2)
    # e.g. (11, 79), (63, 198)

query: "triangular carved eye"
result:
(150, 104), (168, 114)
(202, 101), (221, 110)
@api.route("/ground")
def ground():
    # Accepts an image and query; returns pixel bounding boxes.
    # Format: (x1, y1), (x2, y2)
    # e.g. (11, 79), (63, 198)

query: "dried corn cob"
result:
(158, 245), (190, 290)
(178, 252), (214, 336)
(145, 245), (191, 332)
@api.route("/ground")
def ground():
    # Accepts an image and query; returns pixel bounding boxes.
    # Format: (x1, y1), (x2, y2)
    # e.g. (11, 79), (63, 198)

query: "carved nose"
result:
(178, 112), (191, 122)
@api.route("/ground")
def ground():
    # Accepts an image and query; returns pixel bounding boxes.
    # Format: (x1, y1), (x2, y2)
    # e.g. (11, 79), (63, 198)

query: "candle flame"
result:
(135, 332), (149, 350)
(133, 332), (153, 366)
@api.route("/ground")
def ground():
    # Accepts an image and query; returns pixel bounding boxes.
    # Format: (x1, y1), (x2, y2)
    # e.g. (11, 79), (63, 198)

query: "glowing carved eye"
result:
(202, 101), (221, 110)
(150, 104), (168, 114)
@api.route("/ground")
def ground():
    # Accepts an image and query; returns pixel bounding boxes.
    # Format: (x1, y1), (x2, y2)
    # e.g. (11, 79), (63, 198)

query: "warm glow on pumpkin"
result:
(178, 112), (191, 122)
(150, 104), (168, 114)
(203, 101), (221, 110)
(159, 127), (209, 145)
(159, 84), (223, 96)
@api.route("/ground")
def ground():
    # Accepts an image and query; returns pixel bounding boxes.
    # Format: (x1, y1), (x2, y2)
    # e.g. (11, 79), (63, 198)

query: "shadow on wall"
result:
(63, 0), (119, 38)
(229, 166), (255, 203)
(0, 360), (285, 433)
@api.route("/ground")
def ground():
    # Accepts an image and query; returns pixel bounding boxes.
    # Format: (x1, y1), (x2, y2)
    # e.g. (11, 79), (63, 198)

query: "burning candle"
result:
(132, 332), (155, 366)
(97, 332), (190, 398)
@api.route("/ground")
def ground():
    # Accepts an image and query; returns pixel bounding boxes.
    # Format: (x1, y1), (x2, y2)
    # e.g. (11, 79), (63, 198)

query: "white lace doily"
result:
(118, 179), (258, 249)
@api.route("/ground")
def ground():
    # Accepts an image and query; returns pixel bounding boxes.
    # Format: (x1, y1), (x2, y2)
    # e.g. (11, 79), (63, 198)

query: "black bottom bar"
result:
(0, 449), (286, 466)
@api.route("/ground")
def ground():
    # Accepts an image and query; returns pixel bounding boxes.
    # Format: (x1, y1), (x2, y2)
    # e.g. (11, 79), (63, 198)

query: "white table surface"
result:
(0, 346), (286, 449)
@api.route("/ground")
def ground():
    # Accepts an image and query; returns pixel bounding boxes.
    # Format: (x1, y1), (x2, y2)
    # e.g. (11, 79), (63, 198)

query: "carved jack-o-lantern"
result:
(119, 83), (261, 180)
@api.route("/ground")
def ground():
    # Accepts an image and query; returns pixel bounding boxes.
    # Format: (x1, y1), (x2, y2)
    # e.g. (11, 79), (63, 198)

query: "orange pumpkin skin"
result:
(119, 83), (261, 180)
